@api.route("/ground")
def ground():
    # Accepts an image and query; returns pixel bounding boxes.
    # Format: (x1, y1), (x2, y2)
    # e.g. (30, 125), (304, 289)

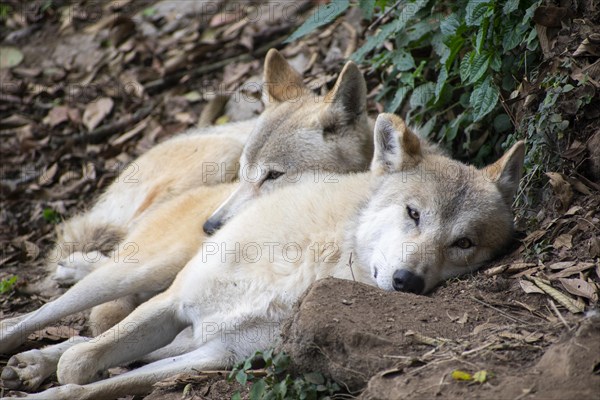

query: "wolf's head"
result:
(203, 49), (373, 234)
(355, 114), (525, 294)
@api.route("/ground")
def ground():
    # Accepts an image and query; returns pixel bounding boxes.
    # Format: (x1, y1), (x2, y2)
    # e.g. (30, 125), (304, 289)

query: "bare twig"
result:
(469, 296), (531, 325)
(347, 252), (356, 281)
(145, 35), (287, 94)
(548, 299), (572, 330)
(367, 0), (402, 31)
(51, 103), (155, 146)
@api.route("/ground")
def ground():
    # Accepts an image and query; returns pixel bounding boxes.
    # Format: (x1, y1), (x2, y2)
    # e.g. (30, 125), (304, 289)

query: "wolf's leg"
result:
(88, 295), (139, 336)
(0, 336), (89, 391)
(0, 258), (171, 354)
(56, 293), (187, 385)
(3, 340), (232, 400)
(140, 327), (196, 362)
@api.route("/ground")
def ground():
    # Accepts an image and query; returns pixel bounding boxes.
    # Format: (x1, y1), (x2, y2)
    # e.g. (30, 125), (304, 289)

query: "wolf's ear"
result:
(263, 49), (307, 103)
(482, 141), (526, 206)
(324, 61), (367, 121)
(371, 114), (422, 176)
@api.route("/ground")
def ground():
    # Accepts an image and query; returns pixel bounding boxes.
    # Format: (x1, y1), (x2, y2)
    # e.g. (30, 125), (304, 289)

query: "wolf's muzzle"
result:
(203, 218), (223, 235)
(392, 269), (424, 294)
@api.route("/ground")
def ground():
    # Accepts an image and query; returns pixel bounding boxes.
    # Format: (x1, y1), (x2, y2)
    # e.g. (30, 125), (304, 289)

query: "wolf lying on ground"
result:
(0, 50), (374, 391)
(0, 114), (525, 400)
(36, 48), (371, 295)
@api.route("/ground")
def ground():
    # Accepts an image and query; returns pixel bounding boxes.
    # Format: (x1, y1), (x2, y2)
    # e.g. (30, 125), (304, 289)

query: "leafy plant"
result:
(43, 207), (61, 224)
(229, 349), (340, 400)
(287, 0), (543, 163)
(0, 275), (18, 294)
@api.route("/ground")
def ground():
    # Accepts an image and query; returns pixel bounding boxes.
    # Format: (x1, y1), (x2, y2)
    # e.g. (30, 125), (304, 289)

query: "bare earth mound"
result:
(279, 278), (600, 400)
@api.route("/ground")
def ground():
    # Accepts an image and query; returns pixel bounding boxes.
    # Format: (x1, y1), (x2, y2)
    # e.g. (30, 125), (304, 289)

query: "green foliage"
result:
(43, 207), (61, 224)
(285, 0), (350, 44)
(229, 349), (340, 400)
(0, 276), (18, 294)
(286, 0), (544, 164)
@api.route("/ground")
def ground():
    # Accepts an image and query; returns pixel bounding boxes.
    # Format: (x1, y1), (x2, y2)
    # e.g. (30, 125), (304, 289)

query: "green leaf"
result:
(236, 370), (248, 386)
(465, 0), (490, 26)
(470, 76), (499, 121)
(284, 0), (350, 44)
(460, 51), (474, 82)
(303, 372), (325, 385)
(392, 49), (416, 71)
(43, 208), (61, 224)
(503, 0), (520, 15)
(435, 67), (448, 101)
(442, 35), (465, 68)
(409, 82), (435, 108)
(352, 0), (429, 61)
(440, 13), (460, 36)
(386, 86), (410, 112)
(231, 392), (243, 400)
(493, 114), (512, 132)
(466, 52), (490, 85)
(249, 379), (266, 400)
(0, 276), (17, 294)
(359, 0), (376, 20)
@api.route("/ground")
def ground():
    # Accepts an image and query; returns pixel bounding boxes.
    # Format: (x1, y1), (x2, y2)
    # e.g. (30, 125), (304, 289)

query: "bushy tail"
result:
(27, 215), (125, 298)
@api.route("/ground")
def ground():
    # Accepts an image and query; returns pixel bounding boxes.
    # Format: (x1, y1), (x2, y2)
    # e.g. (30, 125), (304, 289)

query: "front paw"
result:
(1, 349), (55, 391)
(56, 345), (106, 385)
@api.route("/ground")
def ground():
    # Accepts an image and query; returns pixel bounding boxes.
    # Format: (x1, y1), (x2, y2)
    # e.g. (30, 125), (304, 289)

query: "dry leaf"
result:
(559, 278), (598, 301)
(520, 279), (545, 294)
(553, 234), (573, 249)
(43, 106), (69, 127)
(38, 163), (58, 186)
(548, 261), (576, 270)
(83, 97), (114, 131)
(548, 263), (596, 279)
(530, 277), (584, 313)
(546, 172), (573, 210)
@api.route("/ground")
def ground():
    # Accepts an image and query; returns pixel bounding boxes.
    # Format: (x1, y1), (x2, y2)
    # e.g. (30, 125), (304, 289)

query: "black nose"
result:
(203, 218), (222, 235)
(392, 269), (425, 294)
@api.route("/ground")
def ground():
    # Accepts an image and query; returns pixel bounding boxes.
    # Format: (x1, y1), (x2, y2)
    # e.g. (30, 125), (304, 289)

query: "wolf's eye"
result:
(264, 170), (284, 181)
(454, 238), (473, 249)
(406, 206), (420, 223)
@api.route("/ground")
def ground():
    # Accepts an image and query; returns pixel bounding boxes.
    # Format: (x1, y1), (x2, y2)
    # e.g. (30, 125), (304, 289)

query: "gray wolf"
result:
(0, 49), (374, 391)
(0, 114), (524, 399)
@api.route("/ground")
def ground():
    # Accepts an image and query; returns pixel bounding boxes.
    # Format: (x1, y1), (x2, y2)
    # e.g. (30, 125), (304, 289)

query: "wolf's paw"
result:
(1, 349), (56, 391)
(53, 251), (106, 285)
(56, 345), (106, 385)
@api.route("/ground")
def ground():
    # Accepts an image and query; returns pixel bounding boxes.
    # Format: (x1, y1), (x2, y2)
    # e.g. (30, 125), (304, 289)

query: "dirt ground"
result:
(1, 0), (599, 399)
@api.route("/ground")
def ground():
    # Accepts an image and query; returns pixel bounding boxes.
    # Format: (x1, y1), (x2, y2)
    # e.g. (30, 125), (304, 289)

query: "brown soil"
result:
(280, 278), (600, 400)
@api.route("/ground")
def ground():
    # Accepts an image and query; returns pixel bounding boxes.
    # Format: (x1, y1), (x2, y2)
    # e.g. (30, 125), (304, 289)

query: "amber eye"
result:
(264, 170), (284, 181)
(454, 238), (473, 249)
(406, 206), (420, 223)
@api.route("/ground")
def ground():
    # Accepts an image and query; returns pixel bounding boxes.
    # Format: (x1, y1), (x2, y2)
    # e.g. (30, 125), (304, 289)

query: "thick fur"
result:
(0, 50), (375, 391)
(0, 115), (525, 399)
(37, 122), (253, 294)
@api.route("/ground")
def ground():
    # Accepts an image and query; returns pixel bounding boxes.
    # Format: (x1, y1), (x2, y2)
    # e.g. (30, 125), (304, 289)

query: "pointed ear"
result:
(482, 141), (526, 206)
(262, 49), (308, 103)
(371, 114), (422, 176)
(324, 61), (367, 121)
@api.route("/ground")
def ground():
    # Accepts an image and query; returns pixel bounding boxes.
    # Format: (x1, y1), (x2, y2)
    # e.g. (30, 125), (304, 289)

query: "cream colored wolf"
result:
(0, 114), (525, 399)
(0, 50), (374, 390)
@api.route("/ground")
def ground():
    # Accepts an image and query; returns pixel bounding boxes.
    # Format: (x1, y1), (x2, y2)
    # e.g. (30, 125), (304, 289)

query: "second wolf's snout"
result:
(392, 269), (425, 294)
(203, 218), (223, 235)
